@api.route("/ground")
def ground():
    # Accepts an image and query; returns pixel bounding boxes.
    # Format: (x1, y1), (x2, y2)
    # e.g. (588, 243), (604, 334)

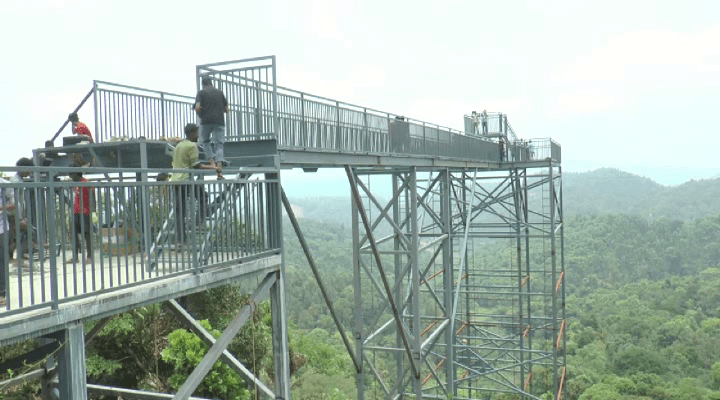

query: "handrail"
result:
(0, 168), (280, 317)
(49, 87), (96, 144)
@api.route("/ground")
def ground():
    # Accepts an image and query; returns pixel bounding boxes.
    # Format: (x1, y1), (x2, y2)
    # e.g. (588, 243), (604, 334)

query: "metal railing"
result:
(0, 166), (280, 317)
(69, 56), (562, 164)
(94, 81), (197, 142)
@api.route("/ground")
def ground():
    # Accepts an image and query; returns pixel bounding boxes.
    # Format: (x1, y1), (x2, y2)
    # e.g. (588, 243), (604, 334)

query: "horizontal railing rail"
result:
(88, 78), (561, 163)
(94, 81), (197, 143)
(0, 166), (280, 318)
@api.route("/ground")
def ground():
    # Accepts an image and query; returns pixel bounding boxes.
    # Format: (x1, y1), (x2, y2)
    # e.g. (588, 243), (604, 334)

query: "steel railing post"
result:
(423, 122), (427, 156)
(47, 175), (59, 309)
(301, 93), (306, 147)
(363, 108), (368, 152)
(92, 81), (99, 143)
(335, 101), (342, 150)
(160, 93), (166, 139)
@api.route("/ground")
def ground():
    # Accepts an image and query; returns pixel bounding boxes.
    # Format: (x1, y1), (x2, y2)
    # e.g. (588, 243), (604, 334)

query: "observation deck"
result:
(0, 56), (564, 400)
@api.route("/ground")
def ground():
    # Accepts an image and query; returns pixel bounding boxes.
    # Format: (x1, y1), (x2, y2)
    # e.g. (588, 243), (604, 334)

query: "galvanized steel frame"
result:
(347, 165), (565, 399)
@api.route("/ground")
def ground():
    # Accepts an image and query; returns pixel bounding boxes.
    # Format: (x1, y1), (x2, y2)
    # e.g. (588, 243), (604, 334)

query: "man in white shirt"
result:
(471, 111), (480, 135)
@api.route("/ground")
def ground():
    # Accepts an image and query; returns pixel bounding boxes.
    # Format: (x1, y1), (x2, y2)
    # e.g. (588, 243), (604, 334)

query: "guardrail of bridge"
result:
(93, 81), (197, 143)
(0, 166), (280, 318)
(86, 79), (560, 163)
(234, 78), (506, 162)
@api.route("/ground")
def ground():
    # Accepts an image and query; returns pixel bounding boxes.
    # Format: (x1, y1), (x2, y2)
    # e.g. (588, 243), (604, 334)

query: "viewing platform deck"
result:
(0, 169), (282, 346)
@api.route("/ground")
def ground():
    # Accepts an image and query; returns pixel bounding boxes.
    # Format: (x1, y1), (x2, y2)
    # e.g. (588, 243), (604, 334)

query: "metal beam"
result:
(345, 166), (419, 378)
(87, 384), (212, 400)
(0, 255), (280, 347)
(351, 192), (365, 400)
(450, 169), (478, 325)
(57, 322), (87, 400)
(0, 368), (47, 391)
(410, 168), (423, 398)
(0, 340), (61, 372)
(280, 189), (362, 373)
(85, 316), (113, 345)
(171, 272), (276, 400)
(165, 300), (274, 399)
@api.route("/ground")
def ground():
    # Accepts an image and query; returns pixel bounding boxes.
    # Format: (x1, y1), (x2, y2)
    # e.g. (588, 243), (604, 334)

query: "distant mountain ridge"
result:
(563, 168), (720, 220)
(287, 168), (720, 224)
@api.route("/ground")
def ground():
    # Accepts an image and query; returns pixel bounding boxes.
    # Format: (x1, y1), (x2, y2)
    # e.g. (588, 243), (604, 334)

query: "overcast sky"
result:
(1, 0), (718, 187)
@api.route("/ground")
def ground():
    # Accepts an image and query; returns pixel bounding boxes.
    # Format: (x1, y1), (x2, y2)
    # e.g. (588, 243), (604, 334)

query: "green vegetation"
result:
(564, 168), (720, 219)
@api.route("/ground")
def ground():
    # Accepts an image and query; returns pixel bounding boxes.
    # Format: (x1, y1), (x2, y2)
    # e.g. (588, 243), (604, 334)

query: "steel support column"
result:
(267, 172), (291, 400)
(57, 322), (88, 400)
(440, 168), (455, 396)
(351, 191), (365, 400)
(409, 167), (423, 398)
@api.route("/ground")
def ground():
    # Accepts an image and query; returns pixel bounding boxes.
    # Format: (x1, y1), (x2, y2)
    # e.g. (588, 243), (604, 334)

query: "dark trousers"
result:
(173, 185), (207, 244)
(7, 218), (16, 259)
(72, 213), (93, 259)
(0, 233), (7, 297)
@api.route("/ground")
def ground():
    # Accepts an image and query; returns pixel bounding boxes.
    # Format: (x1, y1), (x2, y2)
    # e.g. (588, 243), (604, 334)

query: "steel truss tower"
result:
(346, 165), (565, 399)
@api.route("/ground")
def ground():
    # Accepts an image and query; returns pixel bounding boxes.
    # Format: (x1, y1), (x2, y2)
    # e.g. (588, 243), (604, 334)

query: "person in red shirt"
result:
(68, 113), (94, 143)
(68, 168), (95, 264)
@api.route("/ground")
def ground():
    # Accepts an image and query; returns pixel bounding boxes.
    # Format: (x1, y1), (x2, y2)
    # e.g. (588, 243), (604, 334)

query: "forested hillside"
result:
(288, 168), (720, 224)
(563, 168), (720, 219)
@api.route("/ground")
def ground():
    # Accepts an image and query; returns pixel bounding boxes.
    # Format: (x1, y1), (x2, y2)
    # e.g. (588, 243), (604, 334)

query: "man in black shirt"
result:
(194, 77), (229, 170)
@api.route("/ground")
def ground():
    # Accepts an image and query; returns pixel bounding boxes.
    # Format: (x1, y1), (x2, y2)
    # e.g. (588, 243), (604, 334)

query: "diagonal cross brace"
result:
(345, 166), (420, 379)
(281, 188), (362, 373)
(171, 272), (276, 400)
(165, 299), (275, 399)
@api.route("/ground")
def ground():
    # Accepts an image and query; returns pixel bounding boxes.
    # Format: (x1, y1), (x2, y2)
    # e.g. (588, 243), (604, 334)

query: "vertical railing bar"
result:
(114, 183), (122, 287)
(47, 176), (59, 309)
(89, 186), (96, 293)
(13, 184), (25, 308)
(70, 185), (79, 297)
(98, 186), (106, 290)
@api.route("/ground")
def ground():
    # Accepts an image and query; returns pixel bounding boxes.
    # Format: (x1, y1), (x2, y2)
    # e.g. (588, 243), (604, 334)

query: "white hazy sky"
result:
(1, 0), (718, 186)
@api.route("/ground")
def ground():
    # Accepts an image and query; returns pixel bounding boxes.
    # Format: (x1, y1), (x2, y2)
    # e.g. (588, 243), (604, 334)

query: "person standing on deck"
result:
(67, 168), (95, 265)
(170, 123), (220, 247)
(0, 178), (16, 306)
(194, 77), (229, 174)
(10, 157), (35, 264)
(470, 111), (480, 135)
(481, 110), (488, 135)
(68, 113), (94, 142)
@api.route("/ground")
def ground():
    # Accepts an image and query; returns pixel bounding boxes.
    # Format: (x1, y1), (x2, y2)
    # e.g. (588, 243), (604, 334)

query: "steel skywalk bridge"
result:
(0, 56), (565, 400)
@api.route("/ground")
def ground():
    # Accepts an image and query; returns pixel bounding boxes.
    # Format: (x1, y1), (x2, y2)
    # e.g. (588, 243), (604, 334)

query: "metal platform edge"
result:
(0, 254), (281, 347)
(277, 148), (560, 170)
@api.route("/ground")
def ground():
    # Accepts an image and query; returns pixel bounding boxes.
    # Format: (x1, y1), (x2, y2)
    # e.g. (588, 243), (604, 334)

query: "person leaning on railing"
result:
(170, 123), (220, 248)
(0, 177), (17, 307)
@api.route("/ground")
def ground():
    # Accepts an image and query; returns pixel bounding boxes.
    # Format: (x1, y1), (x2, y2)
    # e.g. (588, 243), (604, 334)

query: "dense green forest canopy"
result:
(563, 168), (720, 219)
